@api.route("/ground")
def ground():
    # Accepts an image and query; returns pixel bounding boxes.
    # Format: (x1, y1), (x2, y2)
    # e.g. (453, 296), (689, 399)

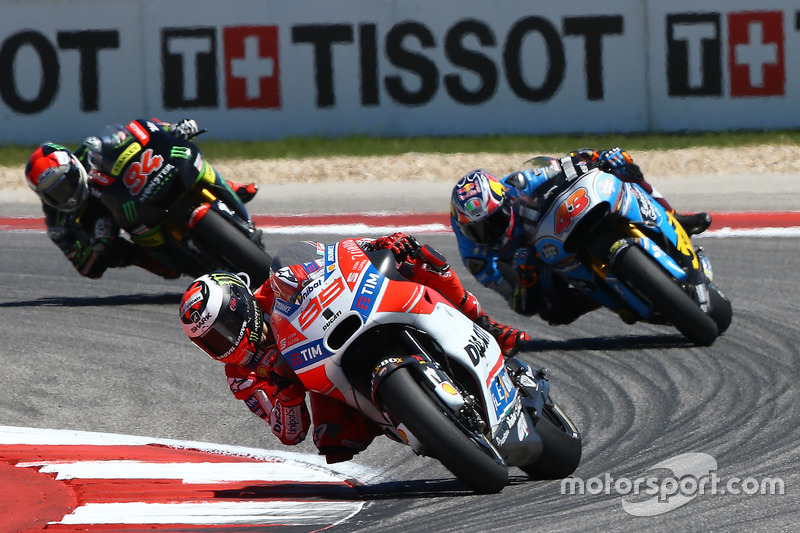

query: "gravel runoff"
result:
(2, 145), (799, 215)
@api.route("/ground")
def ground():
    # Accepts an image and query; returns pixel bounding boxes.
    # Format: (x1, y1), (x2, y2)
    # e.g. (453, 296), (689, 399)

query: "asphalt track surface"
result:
(1, 174), (798, 532)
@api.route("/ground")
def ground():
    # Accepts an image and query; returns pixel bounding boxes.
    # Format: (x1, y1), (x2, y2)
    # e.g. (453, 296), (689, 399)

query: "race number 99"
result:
(299, 277), (345, 330)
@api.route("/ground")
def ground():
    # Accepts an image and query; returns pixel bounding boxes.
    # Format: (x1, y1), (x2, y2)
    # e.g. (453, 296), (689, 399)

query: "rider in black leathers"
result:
(25, 119), (258, 280)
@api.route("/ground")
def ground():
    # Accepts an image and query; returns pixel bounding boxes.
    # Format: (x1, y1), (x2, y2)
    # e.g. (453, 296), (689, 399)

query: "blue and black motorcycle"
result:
(524, 156), (732, 346)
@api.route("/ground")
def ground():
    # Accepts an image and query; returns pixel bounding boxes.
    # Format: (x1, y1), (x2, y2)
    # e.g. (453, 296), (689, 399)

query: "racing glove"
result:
(231, 347), (311, 446)
(66, 239), (102, 278)
(372, 232), (419, 261)
(89, 216), (117, 255)
(239, 378), (309, 446)
(595, 147), (644, 182)
(270, 393), (310, 446)
(596, 146), (632, 169)
(170, 118), (203, 140)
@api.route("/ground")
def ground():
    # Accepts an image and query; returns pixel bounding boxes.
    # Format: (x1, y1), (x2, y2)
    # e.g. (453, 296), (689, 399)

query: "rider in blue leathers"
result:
(450, 148), (712, 325)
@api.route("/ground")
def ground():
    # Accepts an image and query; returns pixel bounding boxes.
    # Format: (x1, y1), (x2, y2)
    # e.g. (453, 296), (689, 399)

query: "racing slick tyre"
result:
(188, 209), (272, 287)
(708, 285), (733, 335)
(377, 367), (509, 494)
(520, 401), (582, 480)
(612, 245), (719, 346)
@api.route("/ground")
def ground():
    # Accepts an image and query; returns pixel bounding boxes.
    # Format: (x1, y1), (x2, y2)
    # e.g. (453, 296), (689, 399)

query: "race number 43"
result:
(555, 188), (589, 235)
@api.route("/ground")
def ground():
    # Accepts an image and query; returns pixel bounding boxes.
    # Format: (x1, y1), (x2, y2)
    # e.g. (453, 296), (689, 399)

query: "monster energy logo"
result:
(170, 147), (192, 159)
(209, 272), (247, 287)
(122, 201), (137, 223)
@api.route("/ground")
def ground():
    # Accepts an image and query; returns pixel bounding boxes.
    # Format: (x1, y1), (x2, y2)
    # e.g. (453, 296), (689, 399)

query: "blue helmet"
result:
(451, 170), (514, 247)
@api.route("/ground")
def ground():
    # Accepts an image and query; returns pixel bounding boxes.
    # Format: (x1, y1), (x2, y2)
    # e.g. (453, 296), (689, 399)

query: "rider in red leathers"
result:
(179, 234), (530, 463)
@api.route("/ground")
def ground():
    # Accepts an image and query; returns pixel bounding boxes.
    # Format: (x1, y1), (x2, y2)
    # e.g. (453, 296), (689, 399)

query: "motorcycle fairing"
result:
(530, 169), (706, 322)
(271, 239), (522, 435)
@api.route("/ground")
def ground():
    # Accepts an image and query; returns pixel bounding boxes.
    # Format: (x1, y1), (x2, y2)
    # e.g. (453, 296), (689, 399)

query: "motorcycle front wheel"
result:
(613, 245), (719, 346)
(519, 400), (582, 480)
(708, 284), (733, 334)
(377, 367), (509, 494)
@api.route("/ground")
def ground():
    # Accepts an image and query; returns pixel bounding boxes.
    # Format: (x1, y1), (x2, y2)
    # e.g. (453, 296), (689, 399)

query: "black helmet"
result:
(180, 271), (264, 364)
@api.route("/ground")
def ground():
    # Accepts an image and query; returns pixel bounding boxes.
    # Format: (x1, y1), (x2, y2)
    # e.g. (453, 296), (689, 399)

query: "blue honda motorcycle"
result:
(525, 157), (732, 346)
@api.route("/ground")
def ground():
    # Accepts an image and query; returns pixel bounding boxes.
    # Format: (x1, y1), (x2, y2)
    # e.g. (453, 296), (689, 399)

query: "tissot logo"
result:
(666, 11), (785, 98)
(162, 25), (280, 110)
(162, 27), (218, 108)
(727, 11), (784, 97)
(224, 26), (280, 108)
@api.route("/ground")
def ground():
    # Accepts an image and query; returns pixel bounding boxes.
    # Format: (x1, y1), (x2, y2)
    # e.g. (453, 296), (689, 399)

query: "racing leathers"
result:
(224, 268), (383, 464)
(38, 120), (258, 280)
(40, 144), (181, 280)
(223, 234), (530, 464)
(452, 147), (702, 325)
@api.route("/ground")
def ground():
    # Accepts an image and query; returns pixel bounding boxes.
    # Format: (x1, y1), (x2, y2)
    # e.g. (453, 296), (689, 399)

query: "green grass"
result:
(3, 129), (798, 167)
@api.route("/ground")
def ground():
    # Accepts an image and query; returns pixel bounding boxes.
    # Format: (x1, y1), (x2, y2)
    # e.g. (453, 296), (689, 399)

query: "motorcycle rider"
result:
(25, 118), (259, 280)
(450, 147), (713, 324)
(179, 234), (530, 464)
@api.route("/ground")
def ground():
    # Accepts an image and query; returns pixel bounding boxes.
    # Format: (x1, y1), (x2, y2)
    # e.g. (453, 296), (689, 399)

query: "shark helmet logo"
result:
(180, 280), (211, 331)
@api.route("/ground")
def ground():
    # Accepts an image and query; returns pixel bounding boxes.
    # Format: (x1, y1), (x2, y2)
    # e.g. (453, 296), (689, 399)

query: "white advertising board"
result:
(646, 1), (798, 131)
(0, 0), (796, 143)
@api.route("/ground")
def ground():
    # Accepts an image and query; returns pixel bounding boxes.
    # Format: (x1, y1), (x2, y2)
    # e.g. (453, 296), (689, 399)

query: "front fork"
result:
(505, 358), (550, 422)
(370, 330), (491, 439)
(587, 220), (711, 311)
(186, 187), (264, 247)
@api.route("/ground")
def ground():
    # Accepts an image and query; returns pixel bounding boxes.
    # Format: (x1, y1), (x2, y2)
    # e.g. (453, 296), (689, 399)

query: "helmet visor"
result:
(193, 297), (249, 360)
(40, 164), (84, 210)
(461, 200), (513, 246)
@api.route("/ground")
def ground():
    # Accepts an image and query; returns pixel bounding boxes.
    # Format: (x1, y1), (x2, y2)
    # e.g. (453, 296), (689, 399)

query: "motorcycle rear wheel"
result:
(613, 245), (718, 346)
(519, 401), (582, 480)
(377, 367), (509, 494)
(188, 209), (272, 287)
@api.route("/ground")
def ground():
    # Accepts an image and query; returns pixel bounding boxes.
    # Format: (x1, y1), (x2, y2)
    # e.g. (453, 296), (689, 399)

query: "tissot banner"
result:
(1, 0), (797, 142)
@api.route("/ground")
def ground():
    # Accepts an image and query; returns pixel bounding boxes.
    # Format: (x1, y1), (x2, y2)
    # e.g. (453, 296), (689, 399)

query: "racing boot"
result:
(309, 393), (383, 464)
(673, 211), (712, 236)
(475, 314), (531, 358)
(456, 290), (530, 357)
(226, 180), (259, 204)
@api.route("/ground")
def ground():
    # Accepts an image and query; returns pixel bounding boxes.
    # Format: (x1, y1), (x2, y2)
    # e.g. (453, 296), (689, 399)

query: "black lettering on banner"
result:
(666, 14), (722, 96)
(292, 24), (354, 108)
(57, 30), (119, 112)
(444, 19), (498, 104)
(0, 31), (59, 114)
(384, 22), (438, 105)
(161, 27), (218, 109)
(504, 16), (564, 102)
(359, 24), (379, 106)
(563, 16), (623, 101)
